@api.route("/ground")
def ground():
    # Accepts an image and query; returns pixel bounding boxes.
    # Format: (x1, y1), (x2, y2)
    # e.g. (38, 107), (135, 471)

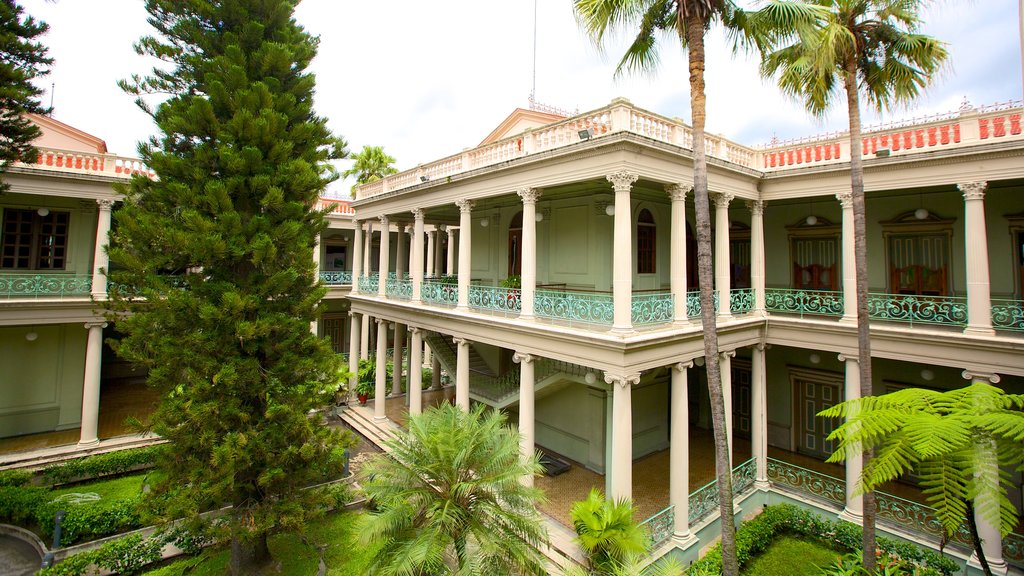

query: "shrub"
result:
(0, 485), (49, 524)
(0, 468), (34, 487)
(39, 533), (164, 576)
(158, 523), (215, 556)
(37, 497), (143, 545)
(42, 446), (161, 485)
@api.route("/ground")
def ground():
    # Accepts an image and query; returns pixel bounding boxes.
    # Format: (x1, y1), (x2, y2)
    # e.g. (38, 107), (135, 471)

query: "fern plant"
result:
(820, 382), (1024, 574)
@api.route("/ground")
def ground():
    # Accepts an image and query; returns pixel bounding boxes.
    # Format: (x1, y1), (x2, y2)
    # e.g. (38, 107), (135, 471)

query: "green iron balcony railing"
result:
(0, 273), (92, 299)
(535, 288), (613, 326)
(766, 457), (845, 507)
(991, 298), (1024, 331)
(385, 278), (412, 300)
(319, 271), (352, 285)
(764, 288), (844, 318)
(866, 293), (967, 327)
(468, 284), (521, 314)
(686, 290), (726, 317)
(631, 291), (673, 325)
(358, 274), (379, 293)
(730, 288), (754, 314)
(421, 279), (458, 307)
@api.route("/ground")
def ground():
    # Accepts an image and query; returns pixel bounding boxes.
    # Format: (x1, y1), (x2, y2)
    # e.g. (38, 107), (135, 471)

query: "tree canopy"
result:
(342, 144), (398, 196)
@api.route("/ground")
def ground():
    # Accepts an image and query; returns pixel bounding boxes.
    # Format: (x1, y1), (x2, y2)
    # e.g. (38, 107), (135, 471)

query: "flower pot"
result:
(358, 393), (369, 406)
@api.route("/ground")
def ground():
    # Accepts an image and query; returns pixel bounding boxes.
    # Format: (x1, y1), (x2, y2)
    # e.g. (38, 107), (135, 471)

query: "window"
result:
(883, 212), (954, 296)
(1, 209), (70, 270)
(508, 211), (522, 276)
(787, 217), (840, 291)
(637, 209), (656, 274)
(325, 243), (347, 270)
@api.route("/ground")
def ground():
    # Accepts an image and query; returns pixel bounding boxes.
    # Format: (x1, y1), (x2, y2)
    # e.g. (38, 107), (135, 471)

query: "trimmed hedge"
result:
(687, 504), (958, 576)
(0, 468), (34, 487)
(37, 496), (143, 545)
(42, 446), (162, 485)
(38, 533), (164, 576)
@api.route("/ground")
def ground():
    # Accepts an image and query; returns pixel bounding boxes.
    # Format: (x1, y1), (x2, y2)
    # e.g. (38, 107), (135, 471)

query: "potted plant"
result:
(354, 380), (374, 406)
(500, 275), (521, 309)
(355, 358), (376, 405)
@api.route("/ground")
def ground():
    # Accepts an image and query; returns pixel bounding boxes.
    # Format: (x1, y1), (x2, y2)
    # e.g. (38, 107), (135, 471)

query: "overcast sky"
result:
(25, 0), (1024, 197)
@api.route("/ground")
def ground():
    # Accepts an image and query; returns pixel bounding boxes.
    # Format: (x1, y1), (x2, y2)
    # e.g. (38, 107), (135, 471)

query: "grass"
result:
(48, 473), (146, 506)
(143, 509), (375, 575)
(740, 535), (843, 576)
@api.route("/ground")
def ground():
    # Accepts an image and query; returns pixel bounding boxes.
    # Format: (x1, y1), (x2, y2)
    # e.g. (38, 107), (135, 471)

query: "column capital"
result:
(378, 214), (389, 226)
(835, 192), (853, 209)
(375, 317), (387, 326)
(411, 208), (425, 220)
(665, 183), (691, 202)
(606, 171), (639, 192)
(604, 372), (641, 388)
(961, 369), (1000, 384)
(408, 325), (420, 334)
(958, 181), (988, 201)
(455, 199), (474, 214)
(672, 361), (694, 372)
(719, 349), (737, 359)
(746, 199), (765, 216)
(453, 336), (468, 346)
(711, 192), (735, 209)
(512, 351), (534, 364)
(437, 224), (447, 233)
(96, 198), (115, 210)
(837, 353), (858, 363)
(84, 321), (108, 330)
(517, 188), (542, 204)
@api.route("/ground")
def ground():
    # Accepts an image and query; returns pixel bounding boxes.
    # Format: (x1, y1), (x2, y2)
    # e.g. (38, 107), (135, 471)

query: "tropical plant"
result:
(755, 1), (948, 569)
(342, 144), (398, 196)
(570, 488), (648, 574)
(821, 383), (1024, 576)
(109, 1), (353, 573)
(500, 275), (521, 289)
(0, 0), (52, 191)
(573, 1), (759, 573)
(357, 403), (549, 575)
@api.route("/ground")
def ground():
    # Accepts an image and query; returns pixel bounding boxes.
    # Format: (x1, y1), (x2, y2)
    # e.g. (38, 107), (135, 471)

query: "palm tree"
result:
(571, 489), (648, 574)
(574, 2), (757, 573)
(755, 1), (948, 569)
(342, 144), (398, 197)
(821, 383), (1024, 576)
(357, 403), (549, 575)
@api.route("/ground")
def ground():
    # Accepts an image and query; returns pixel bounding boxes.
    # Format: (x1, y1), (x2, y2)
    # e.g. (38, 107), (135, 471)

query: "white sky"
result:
(24, 0), (1024, 197)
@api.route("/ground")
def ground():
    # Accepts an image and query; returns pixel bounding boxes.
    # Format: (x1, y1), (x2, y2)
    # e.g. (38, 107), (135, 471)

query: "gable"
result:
(479, 108), (566, 146)
(28, 113), (108, 154)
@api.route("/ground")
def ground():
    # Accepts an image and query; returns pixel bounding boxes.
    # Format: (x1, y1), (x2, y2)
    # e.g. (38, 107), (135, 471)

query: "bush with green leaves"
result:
(0, 484), (49, 524)
(37, 496), (143, 545)
(0, 468), (34, 487)
(571, 488), (648, 574)
(41, 446), (161, 485)
(38, 532), (165, 576)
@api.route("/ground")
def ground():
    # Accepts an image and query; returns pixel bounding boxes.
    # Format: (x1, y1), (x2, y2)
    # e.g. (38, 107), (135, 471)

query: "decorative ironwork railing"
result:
(1005, 532), (1024, 567)
(764, 289), (844, 318)
(640, 505), (675, 551)
(866, 293), (967, 327)
(631, 291), (673, 325)
(319, 271), (352, 285)
(688, 458), (758, 527)
(421, 279), (458, 306)
(385, 278), (412, 300)
(730, 288), (754, 314)
(733, 458), (757, 494)
(874, 491), (972, 551)
(766, 458), (846, 506)
(0, 273), (92, 299)
(686, 290), (719, 318)
(357, 274), (378, 293)
(468, 285), (521, 314)
(991, 298), (1024, 331)
(535, 289), (614, 326)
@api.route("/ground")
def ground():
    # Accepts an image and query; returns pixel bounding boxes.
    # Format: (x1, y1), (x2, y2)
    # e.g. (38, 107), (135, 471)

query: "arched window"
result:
(637, 209), (656, 274)
(508, 211), (523, 276)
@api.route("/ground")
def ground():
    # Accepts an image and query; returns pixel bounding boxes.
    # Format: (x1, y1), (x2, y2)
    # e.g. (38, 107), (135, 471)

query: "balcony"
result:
(14, 146), (151, 179)
(0, 273), (92, 300)
(319, 271), (352, 285)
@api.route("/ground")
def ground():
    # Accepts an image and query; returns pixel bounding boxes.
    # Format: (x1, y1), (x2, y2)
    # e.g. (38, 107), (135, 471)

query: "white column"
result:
(351, 220), (363, 294)
(667, 184), (690, 324)
(362, 221), (373, 279)
(395, 222), (409, 279)
(408, 327), (423, 415)
(749, 200), (766, 315)
(960, 182), (994, 335)
(445, 226), (455, 276)
(360, 315), (370, 360)
(605, 372), (639, 501)
(347, 313), (359, 401)
(391, 323), (405, 396)
(752, 344), (769, 489)
(518, 188), (541, 319)
(839, 354), (864, 521)
(90, 199), (114, 299)
(377, 216), (390, 297)
(713, 193), (735, 320)
(374, 318), (388, 420)
(78, 321), (107, 446)
(454, 337), (470, 410)
(837, 193), (857, 323)
(608, 171), (639, 333)
(963, 370), (1008, 575)
(426, 229), (436, 278)
(513, 351), (536, 486)
(455, 200), (473, 309)
(412, 209), (425, 303)
(720, 350), (735, 458)
(670, 362), (697, 546)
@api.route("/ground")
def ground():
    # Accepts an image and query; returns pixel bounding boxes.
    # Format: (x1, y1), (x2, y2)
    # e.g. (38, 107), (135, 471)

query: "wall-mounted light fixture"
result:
(37, 208), (49, 217)
(584, 372), (596, 385)
(694, 357), (705, 367)
(920, 369), (935, 381)
(809, 353), (821, 365)
(535, 212), (544, 223)
(578, 128), (594, 141)
(419, 175), (430, 183)
(480, 218), (489, 227)
(604, 204), (615, 217)
(25, 331), (38, 342)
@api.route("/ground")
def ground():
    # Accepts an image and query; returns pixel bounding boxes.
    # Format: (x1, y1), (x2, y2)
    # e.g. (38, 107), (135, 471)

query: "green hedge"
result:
(688, 504), (958, 576)
(42, 446), (162, 485)
(38, 533), (164, 576)
(0, 468), (34, 487)
(0, 484), (49, 524)
(37, 496), (143, 545)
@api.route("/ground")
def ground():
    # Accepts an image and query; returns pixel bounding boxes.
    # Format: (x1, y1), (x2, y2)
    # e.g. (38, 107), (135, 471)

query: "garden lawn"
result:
(143, 510), (375, 575)
(740, 535), (843, 576)
(49, 473), (146, 506)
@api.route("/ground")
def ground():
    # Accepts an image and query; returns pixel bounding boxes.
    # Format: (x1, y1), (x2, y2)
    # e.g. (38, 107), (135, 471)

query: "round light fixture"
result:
(920, 369), (935, 381)
(809, 353), (821, 364)
(25, 331), (38, 342)
(694, 356), (705, 367)
(584, 372), (597, 385)
(914, 208), (929, 220)
(604, 204), (615, 217)
(37, 208), (49, 217)
(805, 215), (818, 226)
(480, 218), (489, 227)
(535, 212), (544, 222)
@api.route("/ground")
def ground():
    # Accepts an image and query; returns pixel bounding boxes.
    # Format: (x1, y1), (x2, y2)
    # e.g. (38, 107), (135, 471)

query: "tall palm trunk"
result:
(843, 57), (877, 573)
(686, 12), (738, 576)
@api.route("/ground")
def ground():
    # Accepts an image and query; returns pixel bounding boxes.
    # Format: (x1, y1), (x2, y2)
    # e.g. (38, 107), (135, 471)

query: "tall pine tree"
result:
(108, 1), (351, 572)
(0, 0), (52, 190)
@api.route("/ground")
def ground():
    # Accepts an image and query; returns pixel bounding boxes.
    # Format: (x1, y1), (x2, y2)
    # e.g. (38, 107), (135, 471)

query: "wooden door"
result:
(794, 375), (842, 459)
(732, 359), (752, 440)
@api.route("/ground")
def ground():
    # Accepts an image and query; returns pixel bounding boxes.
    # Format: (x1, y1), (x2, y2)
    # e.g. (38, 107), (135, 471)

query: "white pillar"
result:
(518, 188), (540, 319)
(360, 315), (370, 360)
(963, 370), (1008, 575)
(713, 193), (735, 320)
(720, 350), (735, 459)
(456, 200), (473, 309)
(408, 327), (423, 415)
(90, 199), (114, 299)
(605, 372), (639, 501)
(839, 354), (864, 521)
(351, 220), (364, 294)
(670, 362), (697, 546)
(395, 222), (409, 279)
(374, 318), (388, 420)
(362, 221), (373, 279)
(411, 209), (425, 303)
(391, 323), (405, 396)
(445, 226), (455, 276)
(608, 171), (638, 333)
(426, 229), (436, 278)
(837, 193), (857, 323)
(454, 337), (470, 410)
(347, 313), (359, 401)
(749, 200), (766, 315)
(960, 182), (994, 335)
(377, 216), (390, 298)
(514, 351), (536, 486)
(752, 344), (769, 488)
(79, 321), (107, 446)
(667, 184), (690, 324)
